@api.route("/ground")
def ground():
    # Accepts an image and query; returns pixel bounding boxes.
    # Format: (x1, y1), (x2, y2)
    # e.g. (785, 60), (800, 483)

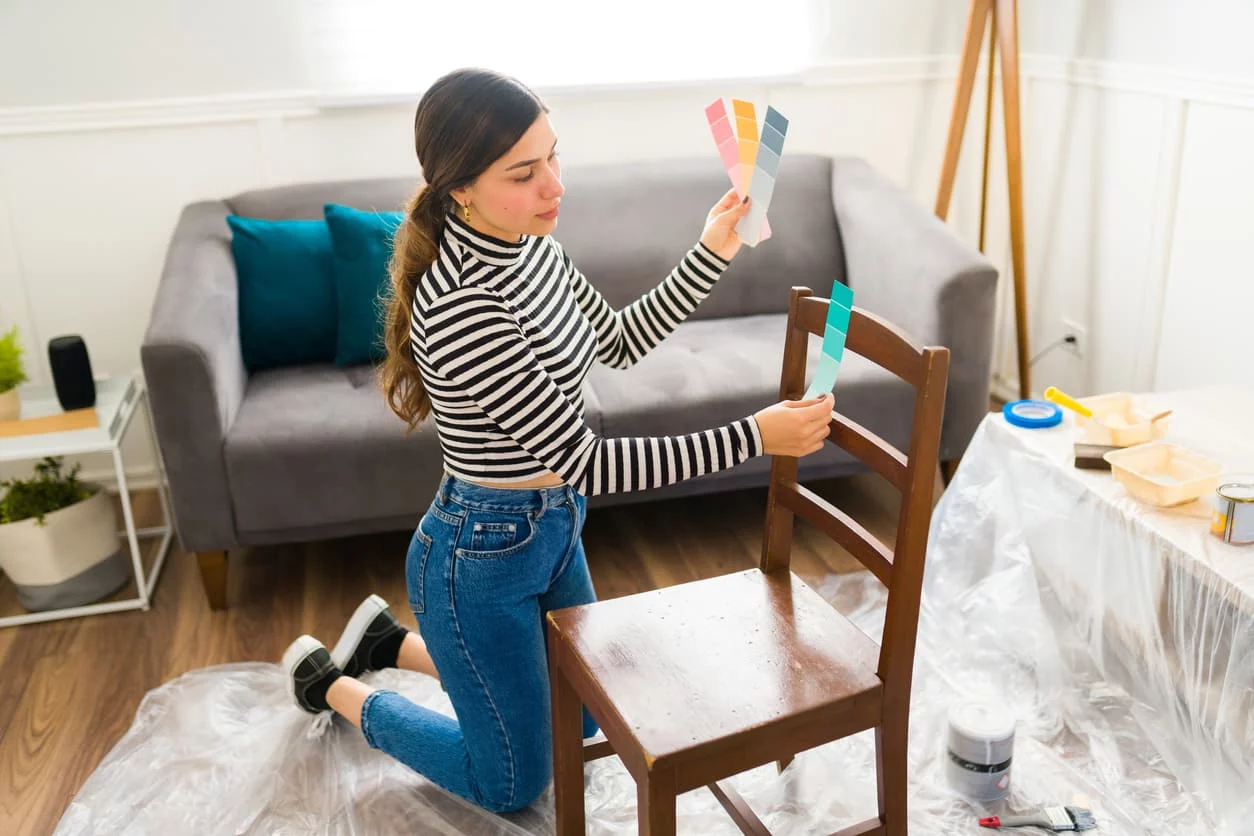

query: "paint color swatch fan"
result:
(705, 98), (788, 246)
(804, 280), (854, 399)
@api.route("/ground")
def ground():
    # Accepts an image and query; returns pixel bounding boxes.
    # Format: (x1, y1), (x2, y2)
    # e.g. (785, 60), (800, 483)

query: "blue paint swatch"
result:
(765, 106), (789, 136)
(805, 281), (854, 399)
(756, 144), (781, 178)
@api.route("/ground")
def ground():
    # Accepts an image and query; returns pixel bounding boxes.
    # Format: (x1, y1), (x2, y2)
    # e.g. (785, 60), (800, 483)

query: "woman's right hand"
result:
(753, 393), (835, 457)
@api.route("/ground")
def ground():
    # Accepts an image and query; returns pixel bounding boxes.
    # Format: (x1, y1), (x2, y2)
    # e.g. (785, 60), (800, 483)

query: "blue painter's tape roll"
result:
(1003, 399), (1062, 429)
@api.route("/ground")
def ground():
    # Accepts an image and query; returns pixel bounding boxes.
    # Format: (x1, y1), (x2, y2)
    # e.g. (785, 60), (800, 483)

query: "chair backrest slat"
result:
(777, 482), (894, 586)
(761, 286), (950, 701)
(828, 412), (909, 492)
(794, 295), (927, 388)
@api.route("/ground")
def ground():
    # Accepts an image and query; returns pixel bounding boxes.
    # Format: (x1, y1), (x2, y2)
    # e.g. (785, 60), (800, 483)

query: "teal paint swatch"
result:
(805, 281), (854, 399)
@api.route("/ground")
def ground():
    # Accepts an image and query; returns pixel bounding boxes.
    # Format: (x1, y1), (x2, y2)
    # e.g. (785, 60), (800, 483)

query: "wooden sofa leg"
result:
(196, 550), (229, 610)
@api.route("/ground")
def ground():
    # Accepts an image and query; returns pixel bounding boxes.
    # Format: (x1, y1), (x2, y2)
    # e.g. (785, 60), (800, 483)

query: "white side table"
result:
(0, 372), (174, 628)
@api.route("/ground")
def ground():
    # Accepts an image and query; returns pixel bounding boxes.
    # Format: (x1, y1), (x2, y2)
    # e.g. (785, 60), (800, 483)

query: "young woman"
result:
(281, 68), (834, 815)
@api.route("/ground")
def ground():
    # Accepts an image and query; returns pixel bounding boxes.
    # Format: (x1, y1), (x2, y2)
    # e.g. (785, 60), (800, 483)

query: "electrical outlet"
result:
(1061, 317), (1086, 359)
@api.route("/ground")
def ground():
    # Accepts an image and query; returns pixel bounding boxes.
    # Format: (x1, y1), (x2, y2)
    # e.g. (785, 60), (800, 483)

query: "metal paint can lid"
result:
(947, 702), (1016, 764)
(1213, 482), (1254, 544)
(1218, 483), (1254, 502)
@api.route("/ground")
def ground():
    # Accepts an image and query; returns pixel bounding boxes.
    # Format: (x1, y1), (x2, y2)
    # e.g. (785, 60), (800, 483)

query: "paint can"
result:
(946, 702), (1015, 802)
(1210, 482), (1254, 545)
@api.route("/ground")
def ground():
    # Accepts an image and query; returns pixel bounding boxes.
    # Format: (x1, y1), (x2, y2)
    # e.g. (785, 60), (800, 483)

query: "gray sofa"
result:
(140, 154), (998, 609)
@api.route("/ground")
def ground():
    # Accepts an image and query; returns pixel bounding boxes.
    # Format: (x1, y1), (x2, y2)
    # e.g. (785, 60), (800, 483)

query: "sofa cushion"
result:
(224, 364), (607, 534)
(324, 203), (403, 367)
(552, 153), (846, 322)
(586, 313), (917, 464)
(226, 215), (337, 372)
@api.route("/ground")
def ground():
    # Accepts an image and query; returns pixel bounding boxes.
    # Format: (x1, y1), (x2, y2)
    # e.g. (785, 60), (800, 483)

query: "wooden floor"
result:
(0, 472), (918, 835)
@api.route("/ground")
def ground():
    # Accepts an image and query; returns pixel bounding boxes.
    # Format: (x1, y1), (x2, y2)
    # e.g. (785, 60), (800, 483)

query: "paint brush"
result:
(980, 805), (1097, 831)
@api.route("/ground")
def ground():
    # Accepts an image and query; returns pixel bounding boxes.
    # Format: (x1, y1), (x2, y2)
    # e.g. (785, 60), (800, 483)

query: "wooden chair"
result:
(545, 286), (951, 835)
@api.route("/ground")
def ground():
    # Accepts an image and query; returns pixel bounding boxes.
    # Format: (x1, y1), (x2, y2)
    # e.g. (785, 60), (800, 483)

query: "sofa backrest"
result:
(223, 153), (846, 321)
(225, 177), (413, 221)
(553, 153), (845, 320)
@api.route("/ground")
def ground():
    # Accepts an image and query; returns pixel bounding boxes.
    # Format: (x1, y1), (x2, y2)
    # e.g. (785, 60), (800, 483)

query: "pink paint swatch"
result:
(705, 97), (772, 243)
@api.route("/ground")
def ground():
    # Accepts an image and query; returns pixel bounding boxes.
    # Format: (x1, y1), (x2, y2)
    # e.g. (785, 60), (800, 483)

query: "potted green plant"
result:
(0, 456), (128, 611)
(0, 325), (28, 421)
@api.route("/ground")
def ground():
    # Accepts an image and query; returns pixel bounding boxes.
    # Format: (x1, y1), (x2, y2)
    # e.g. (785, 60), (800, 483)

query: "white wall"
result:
(0, 0), (309, 107)
(1020, 0), (1254, 79)
(0, 1), (1250, 488)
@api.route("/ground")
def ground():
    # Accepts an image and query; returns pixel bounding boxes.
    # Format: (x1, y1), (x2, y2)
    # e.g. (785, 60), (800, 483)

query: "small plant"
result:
(0, 456), (94, 526)
(0, 325), (28, 393)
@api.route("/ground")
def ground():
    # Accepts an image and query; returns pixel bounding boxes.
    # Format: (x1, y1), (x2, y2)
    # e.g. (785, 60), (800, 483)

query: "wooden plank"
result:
(829, 817), (886, 836)
(779, 483), (894, 586)
(829, 411), (909, 492)
(794, 297), (927, 387)
(709, 780), (772, 836)
(0, 407), (98, 438)
(583, 738), (615, 762)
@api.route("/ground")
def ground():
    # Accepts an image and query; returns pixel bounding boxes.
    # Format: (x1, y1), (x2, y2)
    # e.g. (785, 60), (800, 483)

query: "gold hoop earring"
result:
(462, 203), (471, 222)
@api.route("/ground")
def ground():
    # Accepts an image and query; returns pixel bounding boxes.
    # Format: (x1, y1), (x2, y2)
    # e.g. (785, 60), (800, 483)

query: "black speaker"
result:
(48, 335), (96, 411)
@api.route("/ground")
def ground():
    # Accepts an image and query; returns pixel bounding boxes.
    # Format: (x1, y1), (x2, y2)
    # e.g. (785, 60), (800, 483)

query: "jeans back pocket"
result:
(471, 521), (521, 553)
(406, 523), (434, 614)
(457, 511), (537, 559)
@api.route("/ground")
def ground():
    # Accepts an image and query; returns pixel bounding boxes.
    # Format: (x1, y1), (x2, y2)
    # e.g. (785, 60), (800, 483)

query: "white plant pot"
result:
(0, 484), (129, 611)
(0, 388), (18, 421)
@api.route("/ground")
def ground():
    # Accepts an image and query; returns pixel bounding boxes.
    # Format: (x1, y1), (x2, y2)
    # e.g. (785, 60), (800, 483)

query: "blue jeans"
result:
(359, 473), (599, 813)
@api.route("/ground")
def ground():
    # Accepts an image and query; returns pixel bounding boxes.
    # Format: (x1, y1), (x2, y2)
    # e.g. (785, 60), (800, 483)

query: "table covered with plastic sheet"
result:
(54, 387), (1254, 835)
(920, 384), (1254, 835)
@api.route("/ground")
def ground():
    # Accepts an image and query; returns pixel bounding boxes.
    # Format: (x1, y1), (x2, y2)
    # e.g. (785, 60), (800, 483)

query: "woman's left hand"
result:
(699, 187), (753, 262)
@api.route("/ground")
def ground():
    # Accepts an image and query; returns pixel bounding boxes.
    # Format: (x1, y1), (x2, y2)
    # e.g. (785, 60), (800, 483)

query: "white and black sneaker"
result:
(330, 594), (410, 679)
(282, 635), (342, 714)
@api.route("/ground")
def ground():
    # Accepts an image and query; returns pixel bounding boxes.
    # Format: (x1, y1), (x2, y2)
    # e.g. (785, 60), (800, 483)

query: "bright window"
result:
(307, 0), (822, 98)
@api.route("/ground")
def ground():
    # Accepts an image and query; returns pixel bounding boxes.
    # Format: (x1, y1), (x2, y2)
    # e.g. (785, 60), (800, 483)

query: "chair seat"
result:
(548, 568), (884, 772)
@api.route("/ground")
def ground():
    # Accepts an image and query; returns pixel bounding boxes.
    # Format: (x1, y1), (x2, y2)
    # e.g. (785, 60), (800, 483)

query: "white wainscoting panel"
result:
(1153, 101), (1254, 392)
(1016, 78), (1169, 398)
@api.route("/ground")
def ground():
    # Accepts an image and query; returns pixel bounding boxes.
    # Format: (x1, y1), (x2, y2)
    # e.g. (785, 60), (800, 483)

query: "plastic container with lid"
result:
(945, 702), (1016, 802)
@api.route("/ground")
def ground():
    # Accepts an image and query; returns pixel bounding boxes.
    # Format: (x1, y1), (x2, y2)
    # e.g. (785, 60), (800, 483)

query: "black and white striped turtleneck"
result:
(410, 212), (764, 496)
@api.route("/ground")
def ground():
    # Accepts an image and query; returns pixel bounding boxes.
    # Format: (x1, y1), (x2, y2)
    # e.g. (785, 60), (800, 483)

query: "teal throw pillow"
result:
(324, 203), (404, 366)
(226, 215), (337, 372)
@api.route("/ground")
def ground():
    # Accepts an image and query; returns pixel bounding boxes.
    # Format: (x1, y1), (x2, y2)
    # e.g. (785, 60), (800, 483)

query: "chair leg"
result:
(638, 769), (677, 835)
(875, 723), (908, 836)
(549, 645), (587, 835)
(196, 550), (228, 610)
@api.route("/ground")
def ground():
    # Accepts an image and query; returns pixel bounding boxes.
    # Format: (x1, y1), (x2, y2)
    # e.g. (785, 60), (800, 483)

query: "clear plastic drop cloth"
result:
(55, 388), (1254, 835)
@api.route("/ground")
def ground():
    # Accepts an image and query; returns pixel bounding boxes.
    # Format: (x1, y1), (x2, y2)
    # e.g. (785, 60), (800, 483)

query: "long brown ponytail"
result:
(378, 68), (547, 432)
(380, 185), (448, 430)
